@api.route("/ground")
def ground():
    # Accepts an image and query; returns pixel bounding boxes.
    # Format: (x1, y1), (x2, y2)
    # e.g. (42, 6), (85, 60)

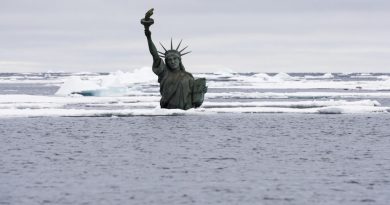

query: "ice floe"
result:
(0, 94), (388, 117)
(2, 71), (390, 117)
(48, 70), (390, 96)
(206, 92), (390, 99)
(0, 105), (388, 117)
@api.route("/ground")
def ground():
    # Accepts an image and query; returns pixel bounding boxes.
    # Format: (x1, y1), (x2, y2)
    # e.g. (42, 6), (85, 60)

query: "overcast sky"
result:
(1, 0), (389, 73)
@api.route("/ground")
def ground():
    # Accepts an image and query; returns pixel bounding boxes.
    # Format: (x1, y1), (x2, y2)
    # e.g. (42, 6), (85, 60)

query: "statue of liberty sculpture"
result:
(141, 8), (207, 110)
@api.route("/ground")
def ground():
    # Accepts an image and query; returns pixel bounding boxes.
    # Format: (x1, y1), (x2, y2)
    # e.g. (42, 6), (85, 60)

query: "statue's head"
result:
(165, 51), (181, 71)
(158, 39), (191, 71)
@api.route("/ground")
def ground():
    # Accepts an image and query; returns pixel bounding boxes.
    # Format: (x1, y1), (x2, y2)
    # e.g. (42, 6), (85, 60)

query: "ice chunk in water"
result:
(55, 68), (156, 96)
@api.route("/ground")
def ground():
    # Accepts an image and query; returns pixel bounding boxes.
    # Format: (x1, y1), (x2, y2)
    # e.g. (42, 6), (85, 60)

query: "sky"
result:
(0, 0), (389, 73)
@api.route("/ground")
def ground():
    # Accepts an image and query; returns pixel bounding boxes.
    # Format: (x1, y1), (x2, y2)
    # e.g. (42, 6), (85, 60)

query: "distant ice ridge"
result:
(304, 73), (334, 79)
(49, 71), (390, 96)
(232, 72), (299, 83)
(194, 72), (390, 90)
(226, 72), (334, 83)
(0, 94), (388, 117)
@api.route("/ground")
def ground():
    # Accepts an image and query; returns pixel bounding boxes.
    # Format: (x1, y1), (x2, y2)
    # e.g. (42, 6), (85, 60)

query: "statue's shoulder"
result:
(183, 71), (194, 79)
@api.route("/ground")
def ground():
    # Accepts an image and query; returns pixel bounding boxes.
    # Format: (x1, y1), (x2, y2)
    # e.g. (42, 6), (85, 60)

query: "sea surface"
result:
(1, 71), (390, 204)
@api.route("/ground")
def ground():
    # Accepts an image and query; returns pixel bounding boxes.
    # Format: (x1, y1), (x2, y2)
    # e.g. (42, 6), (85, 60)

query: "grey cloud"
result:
(0, 0), (389, 72)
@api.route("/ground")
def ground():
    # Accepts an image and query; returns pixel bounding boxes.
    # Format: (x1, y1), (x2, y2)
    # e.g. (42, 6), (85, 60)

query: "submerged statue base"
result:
(141, 9), (207, 110)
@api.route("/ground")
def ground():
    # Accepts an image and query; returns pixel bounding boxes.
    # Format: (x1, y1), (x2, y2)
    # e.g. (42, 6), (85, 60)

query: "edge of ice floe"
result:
(0, 106), (389, 118)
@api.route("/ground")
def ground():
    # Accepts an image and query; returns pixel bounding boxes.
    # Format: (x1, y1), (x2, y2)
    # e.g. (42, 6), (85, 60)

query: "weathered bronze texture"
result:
(141, 8), (207, 110)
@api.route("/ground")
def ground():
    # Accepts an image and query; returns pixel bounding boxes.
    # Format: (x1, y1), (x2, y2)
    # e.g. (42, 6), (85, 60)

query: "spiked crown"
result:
(158, 38), (191, 59)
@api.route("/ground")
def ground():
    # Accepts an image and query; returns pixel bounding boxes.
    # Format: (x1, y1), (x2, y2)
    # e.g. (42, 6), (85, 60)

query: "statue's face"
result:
(166, 56), (180, 71)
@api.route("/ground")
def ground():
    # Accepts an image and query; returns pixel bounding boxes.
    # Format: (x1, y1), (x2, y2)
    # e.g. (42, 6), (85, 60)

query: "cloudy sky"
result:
(1, 0), (389, 73)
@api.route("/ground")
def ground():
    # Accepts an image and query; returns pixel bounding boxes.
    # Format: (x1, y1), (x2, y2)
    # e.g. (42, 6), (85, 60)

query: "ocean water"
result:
(1, 71), (390, 204)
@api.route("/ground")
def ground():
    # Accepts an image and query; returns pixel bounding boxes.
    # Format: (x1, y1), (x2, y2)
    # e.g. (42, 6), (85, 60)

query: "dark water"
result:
(1, 114), (390, 205)
(0, 83), (60, 95)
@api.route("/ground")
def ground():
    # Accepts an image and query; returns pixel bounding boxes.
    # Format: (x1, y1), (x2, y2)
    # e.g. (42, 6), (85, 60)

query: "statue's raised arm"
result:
(141, 8), (159, 61)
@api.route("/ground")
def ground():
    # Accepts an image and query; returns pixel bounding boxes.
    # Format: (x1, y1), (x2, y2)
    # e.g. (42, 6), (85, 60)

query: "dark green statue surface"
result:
(141, 9), (207, 110)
